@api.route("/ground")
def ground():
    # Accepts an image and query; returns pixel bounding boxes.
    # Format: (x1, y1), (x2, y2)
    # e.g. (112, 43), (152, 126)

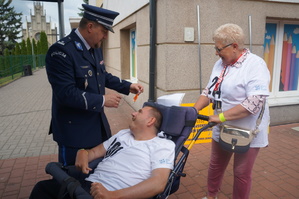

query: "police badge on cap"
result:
(82, 4), (119, 33)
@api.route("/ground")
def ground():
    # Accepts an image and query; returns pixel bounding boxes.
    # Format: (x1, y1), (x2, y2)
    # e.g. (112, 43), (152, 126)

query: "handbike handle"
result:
(197, 114), (209, 121)
(197, 114), (217, 127)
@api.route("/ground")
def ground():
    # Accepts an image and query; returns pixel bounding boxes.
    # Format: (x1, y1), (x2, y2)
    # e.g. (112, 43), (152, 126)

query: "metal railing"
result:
(0, 54), (46, 81)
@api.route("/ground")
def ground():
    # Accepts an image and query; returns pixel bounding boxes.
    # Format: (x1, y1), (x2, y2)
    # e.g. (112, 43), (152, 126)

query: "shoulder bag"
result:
(219, 103), (265, 153)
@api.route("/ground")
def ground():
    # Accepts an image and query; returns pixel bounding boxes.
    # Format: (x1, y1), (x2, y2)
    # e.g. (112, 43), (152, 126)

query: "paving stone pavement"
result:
(0, 68), (133, 160)
(0, 69), (55, 160)
(0, 68), (299, 199)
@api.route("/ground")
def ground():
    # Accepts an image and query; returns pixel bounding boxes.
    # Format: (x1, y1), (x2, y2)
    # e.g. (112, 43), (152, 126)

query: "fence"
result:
(0, 54), (46, 80)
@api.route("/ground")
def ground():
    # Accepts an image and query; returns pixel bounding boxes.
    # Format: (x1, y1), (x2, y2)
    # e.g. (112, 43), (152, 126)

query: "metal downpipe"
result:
(57, 0), (65, 39)
(148, 0), (157, 102)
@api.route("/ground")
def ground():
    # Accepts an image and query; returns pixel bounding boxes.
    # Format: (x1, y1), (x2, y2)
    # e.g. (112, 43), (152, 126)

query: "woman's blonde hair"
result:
(213, 23), (245, 50)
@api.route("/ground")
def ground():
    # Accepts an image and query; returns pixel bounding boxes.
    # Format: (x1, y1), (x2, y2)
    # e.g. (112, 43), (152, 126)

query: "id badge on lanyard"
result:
(211, 65), (228, 111)
(213, 66), (228, 97)
(210, 52), (243, 111)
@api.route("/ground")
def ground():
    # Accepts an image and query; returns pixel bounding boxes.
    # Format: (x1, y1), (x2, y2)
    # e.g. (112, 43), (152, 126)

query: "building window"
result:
(130, 29), (137, 82)
(263, 20), (299, 106)
(35, 32), (41, 40)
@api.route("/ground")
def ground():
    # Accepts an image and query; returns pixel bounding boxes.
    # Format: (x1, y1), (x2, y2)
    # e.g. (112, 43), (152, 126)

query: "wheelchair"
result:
(45, 102), (213, 199)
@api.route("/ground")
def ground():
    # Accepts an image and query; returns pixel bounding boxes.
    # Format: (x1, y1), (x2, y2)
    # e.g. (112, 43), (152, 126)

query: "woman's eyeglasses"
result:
(214, 43), (233, 53)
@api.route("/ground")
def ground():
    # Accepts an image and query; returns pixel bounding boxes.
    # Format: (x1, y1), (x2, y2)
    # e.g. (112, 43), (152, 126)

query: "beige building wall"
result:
(102, 0), (299, 125)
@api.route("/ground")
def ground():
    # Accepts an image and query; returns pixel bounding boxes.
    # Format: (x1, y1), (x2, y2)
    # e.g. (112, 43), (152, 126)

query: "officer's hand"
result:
(104, 93), (122, 108)
(130, 83), (144, 94)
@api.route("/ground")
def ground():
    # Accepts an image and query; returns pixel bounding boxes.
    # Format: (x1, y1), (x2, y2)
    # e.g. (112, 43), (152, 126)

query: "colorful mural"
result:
(264, 23), (299, 91)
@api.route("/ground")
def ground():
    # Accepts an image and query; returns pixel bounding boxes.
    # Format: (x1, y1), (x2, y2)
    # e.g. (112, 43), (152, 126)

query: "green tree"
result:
(13, 42), (21, 70)
(26, 38), (32, 55)
(0, 0), (22, 55)
(40, 31), (48, 54)
(37, 40), (41, 55)
(3, 48), (10, 75)
(3, 48), (9, 56)
(14, 42), (20, 55)
(10, 47), (16, 70)
(32, 39), (37, 55)
(20, 39), (27, 55)
(78, 0), (88, 17)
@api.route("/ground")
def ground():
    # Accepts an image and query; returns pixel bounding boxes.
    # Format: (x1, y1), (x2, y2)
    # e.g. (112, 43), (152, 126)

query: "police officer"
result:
(46, 4), (143, 166)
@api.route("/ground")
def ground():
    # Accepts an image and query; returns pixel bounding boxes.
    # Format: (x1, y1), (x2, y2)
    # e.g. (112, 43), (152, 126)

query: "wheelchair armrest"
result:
(46, 162), (70, 182)
(45, 162), (93, 199)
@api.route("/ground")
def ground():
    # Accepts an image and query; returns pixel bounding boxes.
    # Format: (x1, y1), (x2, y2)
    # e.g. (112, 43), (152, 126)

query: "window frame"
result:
(130, 28), (138, 83)
(265, 20), (299, 106)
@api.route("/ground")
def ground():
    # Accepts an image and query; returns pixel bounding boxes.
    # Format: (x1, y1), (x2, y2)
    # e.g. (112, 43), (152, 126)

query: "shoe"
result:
(202, 197), (218, 199)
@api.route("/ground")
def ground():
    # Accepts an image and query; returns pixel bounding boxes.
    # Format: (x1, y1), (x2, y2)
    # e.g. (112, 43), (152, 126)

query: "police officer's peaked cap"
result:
(82, 4), (119, 33)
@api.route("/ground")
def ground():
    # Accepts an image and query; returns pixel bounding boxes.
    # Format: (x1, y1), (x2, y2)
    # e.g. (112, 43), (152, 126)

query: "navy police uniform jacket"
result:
(46, 29), (131, 149)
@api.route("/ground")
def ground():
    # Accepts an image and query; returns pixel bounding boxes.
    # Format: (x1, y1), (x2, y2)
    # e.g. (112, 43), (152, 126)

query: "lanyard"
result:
(213, 52), (244, 92)
(214, 65), (228, 92)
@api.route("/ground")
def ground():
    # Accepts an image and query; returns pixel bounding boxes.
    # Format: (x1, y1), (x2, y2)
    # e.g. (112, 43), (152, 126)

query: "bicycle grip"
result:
(197, 114), (209, 121)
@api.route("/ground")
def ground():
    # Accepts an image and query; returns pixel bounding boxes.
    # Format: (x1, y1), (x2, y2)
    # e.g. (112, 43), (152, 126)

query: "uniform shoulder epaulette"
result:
(50, 36), (73, 58)
(56, 36), (72, 46)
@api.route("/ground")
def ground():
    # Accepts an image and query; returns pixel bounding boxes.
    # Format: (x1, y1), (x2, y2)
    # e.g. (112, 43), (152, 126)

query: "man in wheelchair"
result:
(30, 105), (175, 199)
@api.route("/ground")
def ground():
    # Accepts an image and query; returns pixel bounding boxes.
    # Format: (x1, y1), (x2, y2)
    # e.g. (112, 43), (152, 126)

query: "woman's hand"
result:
(209, 114), (222, 123)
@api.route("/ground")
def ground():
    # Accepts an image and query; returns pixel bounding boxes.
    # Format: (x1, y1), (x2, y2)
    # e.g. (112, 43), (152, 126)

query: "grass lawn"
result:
(0, 72), (23, 87)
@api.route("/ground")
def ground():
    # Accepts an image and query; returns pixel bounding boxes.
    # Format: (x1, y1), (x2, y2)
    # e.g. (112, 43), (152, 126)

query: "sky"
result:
(10, 0), (85, 36)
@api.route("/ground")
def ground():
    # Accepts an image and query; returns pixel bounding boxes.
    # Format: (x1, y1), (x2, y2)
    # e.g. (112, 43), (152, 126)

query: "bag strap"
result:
(252, 102), (265, 135)
(217, 101), (265, 135)
(213, 68), (266, 135)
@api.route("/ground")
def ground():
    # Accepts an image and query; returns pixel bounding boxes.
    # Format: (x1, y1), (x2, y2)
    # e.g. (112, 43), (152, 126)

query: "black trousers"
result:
(58, 145), (80, 166)
(29, 179), (92, 199)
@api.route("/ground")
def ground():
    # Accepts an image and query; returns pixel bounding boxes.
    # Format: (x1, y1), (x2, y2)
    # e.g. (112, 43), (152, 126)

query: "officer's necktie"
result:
(89, 48), (95, 60)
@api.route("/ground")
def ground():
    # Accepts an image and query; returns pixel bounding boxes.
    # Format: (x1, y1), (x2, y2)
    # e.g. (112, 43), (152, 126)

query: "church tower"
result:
(22, 2), (57, 46)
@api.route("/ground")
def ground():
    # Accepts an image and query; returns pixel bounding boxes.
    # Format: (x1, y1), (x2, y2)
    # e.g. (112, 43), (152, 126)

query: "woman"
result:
(194, 23), (270, 199)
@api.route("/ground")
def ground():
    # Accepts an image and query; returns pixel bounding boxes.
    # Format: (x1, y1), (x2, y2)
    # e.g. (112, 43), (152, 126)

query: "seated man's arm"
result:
(90, 167), (171, 199)
(75, 144), (106, 174)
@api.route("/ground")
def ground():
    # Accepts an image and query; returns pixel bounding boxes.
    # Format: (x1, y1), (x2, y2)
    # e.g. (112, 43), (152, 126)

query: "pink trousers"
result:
(207, 140), (260, 199)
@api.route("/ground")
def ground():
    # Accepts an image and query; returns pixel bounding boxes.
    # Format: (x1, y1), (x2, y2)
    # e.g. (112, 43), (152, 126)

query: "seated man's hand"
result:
(90, 182), (114, 199)
(75, 149), (92, 174)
